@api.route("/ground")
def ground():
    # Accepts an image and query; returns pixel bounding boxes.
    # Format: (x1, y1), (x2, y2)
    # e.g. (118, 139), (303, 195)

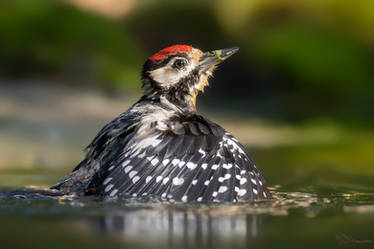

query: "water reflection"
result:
(2, 190), (374, 249)
(84, 208), (264, 248)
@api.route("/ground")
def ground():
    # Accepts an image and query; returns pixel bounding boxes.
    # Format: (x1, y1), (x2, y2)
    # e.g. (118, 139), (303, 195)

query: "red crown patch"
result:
(150, 45), (192, 62)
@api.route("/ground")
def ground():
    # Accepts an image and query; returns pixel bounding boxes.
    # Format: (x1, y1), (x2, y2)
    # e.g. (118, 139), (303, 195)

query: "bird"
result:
(51, 45), (272, 203)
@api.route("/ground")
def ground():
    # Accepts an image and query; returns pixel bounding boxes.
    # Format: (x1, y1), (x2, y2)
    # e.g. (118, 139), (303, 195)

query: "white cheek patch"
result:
(150, 67), (181, 86)
(149, 59), (196, 87)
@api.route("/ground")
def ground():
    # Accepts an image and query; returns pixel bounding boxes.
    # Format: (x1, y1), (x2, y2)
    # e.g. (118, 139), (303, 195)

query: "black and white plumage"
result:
(51, 45), (271, 202)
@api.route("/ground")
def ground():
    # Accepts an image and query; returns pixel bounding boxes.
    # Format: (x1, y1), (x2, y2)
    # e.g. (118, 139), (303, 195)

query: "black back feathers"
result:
(85, 114), (271, 203)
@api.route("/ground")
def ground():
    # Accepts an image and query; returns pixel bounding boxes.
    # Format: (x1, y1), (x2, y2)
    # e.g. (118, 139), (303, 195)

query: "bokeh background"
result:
(1, 0), (373, 194)
(1, 1), (374, 249)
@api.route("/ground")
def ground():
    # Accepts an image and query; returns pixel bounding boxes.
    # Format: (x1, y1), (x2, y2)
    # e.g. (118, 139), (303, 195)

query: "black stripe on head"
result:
(142, 53), (189, 75)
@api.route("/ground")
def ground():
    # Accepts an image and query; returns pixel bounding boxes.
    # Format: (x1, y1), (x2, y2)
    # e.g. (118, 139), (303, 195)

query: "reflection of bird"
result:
(52, 45), (271, 202)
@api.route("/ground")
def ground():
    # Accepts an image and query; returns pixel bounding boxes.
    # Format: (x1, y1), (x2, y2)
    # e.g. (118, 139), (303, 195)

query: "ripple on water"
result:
(1, 188), (374, 249)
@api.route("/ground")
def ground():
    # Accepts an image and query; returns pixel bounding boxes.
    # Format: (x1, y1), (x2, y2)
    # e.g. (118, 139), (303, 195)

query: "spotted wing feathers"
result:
(92, 116), (271, 202)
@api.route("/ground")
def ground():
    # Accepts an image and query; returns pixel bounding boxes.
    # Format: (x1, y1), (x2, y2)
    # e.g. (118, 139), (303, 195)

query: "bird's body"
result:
(52, 45), (271, 202)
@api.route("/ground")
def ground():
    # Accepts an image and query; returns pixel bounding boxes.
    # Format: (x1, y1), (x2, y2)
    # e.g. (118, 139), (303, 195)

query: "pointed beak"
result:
(198, 47), (239, 72)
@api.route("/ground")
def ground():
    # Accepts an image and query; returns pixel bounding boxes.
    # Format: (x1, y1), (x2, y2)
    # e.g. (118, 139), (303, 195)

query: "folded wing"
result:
(90, 115), (271, 202)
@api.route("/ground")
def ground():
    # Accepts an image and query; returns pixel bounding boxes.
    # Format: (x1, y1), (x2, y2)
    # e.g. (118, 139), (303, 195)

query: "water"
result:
(0, 188), (373, 249)
(1, 142), (374, 249)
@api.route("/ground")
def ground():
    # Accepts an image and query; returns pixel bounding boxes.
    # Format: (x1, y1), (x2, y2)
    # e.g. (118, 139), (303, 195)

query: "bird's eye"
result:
(173, 59), (186, 70)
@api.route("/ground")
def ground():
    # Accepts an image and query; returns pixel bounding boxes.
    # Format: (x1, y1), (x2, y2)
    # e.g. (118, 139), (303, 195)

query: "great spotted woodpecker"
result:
(52, 45), (271, 203)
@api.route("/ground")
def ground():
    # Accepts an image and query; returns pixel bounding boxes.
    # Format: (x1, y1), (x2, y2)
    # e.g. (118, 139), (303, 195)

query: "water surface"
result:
(1, 142), (373, 249)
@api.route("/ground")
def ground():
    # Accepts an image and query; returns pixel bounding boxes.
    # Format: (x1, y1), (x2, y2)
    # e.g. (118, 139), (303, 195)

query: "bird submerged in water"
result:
(52, 45), (271, 203)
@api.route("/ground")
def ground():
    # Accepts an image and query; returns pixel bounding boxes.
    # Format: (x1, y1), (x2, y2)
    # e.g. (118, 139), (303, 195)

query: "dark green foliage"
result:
(0, 0), (373, 122)
(0, 0), (143, 90)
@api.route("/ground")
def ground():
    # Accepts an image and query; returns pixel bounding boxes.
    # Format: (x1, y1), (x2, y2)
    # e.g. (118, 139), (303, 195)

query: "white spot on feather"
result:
(201, 163), (207, 170)
(186, 162), (197, 170)
(124, 166), (133, 173)
(216, 151), (223, 158)
(218, 186), (228, 193)
(137, 151), (146, 158)
(109, 189), (118, 197)
(198, 148), (206, 156)
(212, 164), (219, 170)
(218, 174), (231, 182)
(223, 163), (232, 169)
(105, 184), (114, 192)
(173, 177), (184, 186)
(223, 135), (246, 155)
(151, 158), (159, 166)
(103, 177), (112, 185)
(162, 177), (170, 184)
(122, 160), (131, 167)
(129, 171), (137, 179)
(156, 176), (163, 183)
(145, 176), (152, 183)
(238, 189), (247, 197)
(132, 176), (140, 183)
(240, 178), (248, 185)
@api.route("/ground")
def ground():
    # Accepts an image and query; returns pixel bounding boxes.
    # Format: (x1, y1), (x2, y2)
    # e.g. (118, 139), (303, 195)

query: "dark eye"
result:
(173, 59), (186, 70)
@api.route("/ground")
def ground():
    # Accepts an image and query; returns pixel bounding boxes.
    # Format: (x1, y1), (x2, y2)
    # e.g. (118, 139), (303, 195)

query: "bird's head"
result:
(142, 45), (239, 112)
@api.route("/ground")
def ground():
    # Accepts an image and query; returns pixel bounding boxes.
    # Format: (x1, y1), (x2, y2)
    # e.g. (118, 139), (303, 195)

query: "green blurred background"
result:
(0, 0), (373, 193)
(1, 1), (374, 249)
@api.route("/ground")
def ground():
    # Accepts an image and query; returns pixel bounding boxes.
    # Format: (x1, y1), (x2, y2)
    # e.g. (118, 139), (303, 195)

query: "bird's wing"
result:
(51, 111), (140, 194)
(89, 115), (271, 202)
